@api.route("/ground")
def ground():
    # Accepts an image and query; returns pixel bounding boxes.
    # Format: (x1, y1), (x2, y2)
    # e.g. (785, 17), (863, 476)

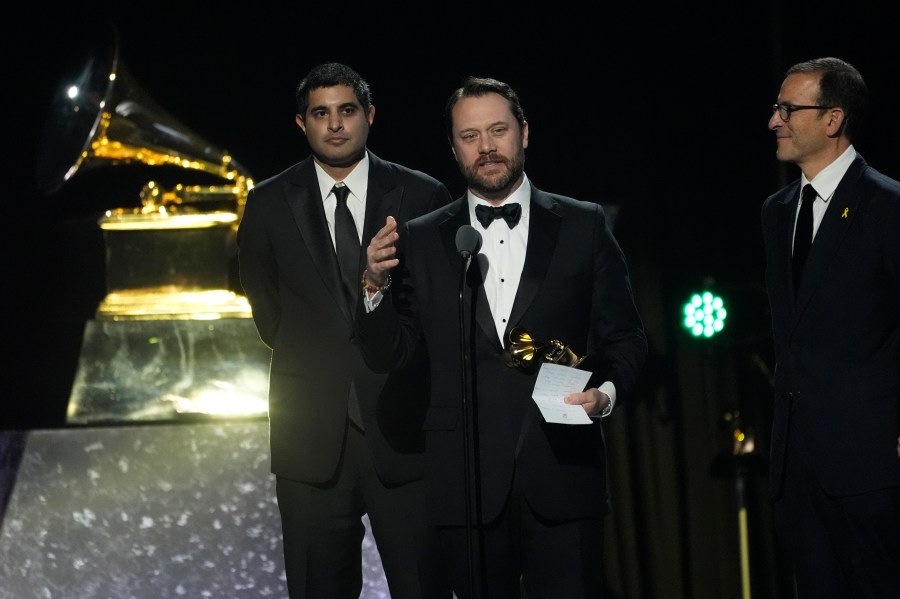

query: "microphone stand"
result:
(458, 250), (476, 599)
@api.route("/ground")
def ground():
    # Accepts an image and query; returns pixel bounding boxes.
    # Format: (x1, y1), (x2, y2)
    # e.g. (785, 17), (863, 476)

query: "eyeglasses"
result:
(772, 103), (831, 122)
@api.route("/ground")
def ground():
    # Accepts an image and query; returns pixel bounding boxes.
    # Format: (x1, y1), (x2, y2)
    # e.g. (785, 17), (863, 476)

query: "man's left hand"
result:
(564, 388), (609, 417)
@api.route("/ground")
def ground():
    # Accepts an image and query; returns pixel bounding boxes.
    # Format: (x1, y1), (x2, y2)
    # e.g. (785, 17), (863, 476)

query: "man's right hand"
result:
(365, 216), (399, 288)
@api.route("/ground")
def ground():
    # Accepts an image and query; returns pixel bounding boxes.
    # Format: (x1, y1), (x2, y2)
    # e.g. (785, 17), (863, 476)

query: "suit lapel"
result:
(437, 200), (499, 346)
(363, 153), (403, 271)
(795, 158), (866, 308)
(283, 159), (354, 322)
(506, 189), (559, 341)
(777, 183), (802, 302)
(359, 154), (406, 318)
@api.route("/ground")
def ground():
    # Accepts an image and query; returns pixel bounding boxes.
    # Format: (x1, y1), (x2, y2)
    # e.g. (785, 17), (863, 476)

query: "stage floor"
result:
(0, 420), (389, 598)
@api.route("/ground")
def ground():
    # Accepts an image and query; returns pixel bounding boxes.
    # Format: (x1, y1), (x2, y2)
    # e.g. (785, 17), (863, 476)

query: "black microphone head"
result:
(455, 225), (482, 258)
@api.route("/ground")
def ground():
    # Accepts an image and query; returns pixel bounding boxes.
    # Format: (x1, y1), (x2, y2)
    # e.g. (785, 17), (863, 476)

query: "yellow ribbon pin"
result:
(841, 207), (849, 218)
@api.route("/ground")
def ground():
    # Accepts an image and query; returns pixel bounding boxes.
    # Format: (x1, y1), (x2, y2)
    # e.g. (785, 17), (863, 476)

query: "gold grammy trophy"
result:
(36, 30), (270, 423)
(503, 327), (585, 372)
(36, 28), (254, 320)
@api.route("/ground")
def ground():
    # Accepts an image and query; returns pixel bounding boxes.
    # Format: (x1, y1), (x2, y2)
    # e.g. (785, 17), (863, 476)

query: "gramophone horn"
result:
(34, 26), (251, 197)
(504, 328), (539, 368)
(503, 327), (584, 372)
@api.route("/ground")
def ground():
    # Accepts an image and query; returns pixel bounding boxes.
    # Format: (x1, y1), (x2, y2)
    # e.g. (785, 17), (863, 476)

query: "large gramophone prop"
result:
(36, 31), (271, 424)
(35, 30), (254, 320)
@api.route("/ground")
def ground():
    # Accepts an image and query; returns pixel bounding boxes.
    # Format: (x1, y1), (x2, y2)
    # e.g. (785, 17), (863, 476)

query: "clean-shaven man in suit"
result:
(357, 76), (647, 598)
(762, 57), (900, 598)
(236, 62), (452, 599)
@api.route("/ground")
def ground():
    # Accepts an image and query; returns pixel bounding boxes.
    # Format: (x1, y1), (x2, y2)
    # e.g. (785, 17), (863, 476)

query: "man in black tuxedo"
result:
(236, 62), (452, 599)
(762, 57), (900, 598)
(357, 76), (647, 598)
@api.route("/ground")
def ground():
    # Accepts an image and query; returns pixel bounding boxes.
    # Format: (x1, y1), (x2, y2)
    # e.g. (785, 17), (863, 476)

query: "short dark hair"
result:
(445, 76), (527, 140)
(295, 62), (372, 118)
(786, 57), (867, 140)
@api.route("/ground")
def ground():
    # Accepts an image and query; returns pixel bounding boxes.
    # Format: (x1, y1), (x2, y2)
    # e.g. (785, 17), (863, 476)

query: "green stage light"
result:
(683, 291), (727, 338)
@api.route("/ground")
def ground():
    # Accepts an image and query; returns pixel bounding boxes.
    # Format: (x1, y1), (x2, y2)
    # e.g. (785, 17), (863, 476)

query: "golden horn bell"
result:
(34, 25), (253, 217)
(33, 25), (256, 320)
(503, 327), (584, 372)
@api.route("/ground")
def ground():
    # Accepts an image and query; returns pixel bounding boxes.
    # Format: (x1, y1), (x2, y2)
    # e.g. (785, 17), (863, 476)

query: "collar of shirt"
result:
(316, 152), (369, 242)
(467, 174), (532, 230)
(800, 145), (856, 238)
(801, 144), (857, 206)
(314, 151), (370, 207)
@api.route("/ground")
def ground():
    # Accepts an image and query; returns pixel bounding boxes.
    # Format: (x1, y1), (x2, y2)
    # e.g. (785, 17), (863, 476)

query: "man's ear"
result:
(295, 114), (306, 134)
(826, 108), (846, 137)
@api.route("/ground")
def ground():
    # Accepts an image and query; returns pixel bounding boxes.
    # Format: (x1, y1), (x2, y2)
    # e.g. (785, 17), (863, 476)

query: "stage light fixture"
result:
(682, 290), (727, 338)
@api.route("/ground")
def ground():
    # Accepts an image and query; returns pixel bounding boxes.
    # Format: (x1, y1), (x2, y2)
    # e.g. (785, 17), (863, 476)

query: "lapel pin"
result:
(841, 207), (849, 218)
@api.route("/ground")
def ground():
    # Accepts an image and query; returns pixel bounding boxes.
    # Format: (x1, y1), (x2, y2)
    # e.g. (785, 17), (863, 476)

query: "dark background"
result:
(4, 3), (898, 598)
(8, 2), (898, 428)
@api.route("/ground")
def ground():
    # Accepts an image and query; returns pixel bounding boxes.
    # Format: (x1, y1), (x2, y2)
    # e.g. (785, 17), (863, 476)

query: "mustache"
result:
(476, 153), (507, 166)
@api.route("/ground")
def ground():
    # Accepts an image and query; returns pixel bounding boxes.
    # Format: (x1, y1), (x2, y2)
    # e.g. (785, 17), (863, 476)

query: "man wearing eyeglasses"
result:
(761, 57), (900, 599)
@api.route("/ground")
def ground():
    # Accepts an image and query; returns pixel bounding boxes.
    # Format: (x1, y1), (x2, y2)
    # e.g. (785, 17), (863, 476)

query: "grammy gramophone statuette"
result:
(502, 327), (585, 373)
(35, 27), (255, 320)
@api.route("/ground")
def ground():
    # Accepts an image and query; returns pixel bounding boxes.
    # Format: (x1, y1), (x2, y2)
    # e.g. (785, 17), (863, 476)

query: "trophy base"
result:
(96, 287), (252, 320)
(66, 317), (270, 424)
(100, 210), (238, 294)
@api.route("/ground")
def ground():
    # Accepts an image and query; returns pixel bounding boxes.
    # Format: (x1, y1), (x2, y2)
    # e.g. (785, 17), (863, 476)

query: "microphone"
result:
(454, 222), (482, 595)
(455, 225), (482, 259)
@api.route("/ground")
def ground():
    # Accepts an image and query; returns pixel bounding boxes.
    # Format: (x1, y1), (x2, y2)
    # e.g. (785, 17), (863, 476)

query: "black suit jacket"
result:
(761, 154), (900, 497)
(358, 185), (647, 525)
(237, 150), (452, 485)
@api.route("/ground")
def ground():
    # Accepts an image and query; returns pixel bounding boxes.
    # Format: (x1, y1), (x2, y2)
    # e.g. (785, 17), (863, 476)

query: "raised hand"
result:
(364, 216), (400, 289)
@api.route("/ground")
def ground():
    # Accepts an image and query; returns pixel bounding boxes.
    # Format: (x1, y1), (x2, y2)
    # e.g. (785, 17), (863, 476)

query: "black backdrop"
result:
(10, 1), (897, 429)
(4, 3), (899, 597)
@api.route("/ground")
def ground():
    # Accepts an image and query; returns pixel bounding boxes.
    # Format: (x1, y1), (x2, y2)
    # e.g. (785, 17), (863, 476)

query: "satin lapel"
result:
(506, 191), (559, 341)
(778, 183), (802, 304)
(362, 183), (402, 259)
(438, 200), (498, 348)
(283, 163), (354, 322)
(362, 157), (403, 272)
(438, 199), (471, 265)
(795, 161), (865, 308)
(361, 162), (404, 318)
(472, 252), (497, 348)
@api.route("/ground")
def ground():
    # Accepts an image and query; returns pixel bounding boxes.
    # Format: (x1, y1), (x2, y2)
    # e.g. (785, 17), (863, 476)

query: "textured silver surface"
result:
(66, 319), (271, 424)
(0, 421), (388, 598)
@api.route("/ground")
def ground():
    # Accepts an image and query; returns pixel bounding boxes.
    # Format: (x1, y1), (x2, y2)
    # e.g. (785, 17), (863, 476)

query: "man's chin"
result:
(468, 180), (514, 201)
(314, 148), (366, 169)
(467, 169), (506, 190)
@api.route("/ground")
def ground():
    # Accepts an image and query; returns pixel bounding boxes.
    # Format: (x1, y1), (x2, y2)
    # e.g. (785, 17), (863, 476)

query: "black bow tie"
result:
(475, 203), (522, 229)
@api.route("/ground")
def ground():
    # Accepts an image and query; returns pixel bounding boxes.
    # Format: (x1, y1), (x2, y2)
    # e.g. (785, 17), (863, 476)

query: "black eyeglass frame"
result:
(772, 103), (832, 122)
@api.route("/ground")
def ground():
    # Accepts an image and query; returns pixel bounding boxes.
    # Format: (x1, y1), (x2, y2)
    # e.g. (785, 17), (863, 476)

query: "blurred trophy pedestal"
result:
(65, 208), (270, 425)
(102, 211), (236, 294)
(67, 318), (270, 425)
(36, 31), (267, 425)
(97, 206), (245, 319)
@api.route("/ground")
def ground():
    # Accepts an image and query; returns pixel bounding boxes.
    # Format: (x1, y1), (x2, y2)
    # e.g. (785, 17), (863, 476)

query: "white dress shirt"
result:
(797, 144), (856, 242)
(468, 176), (531, 344)
(315, 153), (369, 249)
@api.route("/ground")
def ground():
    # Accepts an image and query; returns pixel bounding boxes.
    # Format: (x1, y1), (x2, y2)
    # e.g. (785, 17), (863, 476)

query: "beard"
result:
(458, 148), (525, 201)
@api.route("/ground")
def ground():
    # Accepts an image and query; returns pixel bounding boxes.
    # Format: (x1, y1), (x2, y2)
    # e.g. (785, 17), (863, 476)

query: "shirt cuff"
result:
(363, 290), (383, 313)
(598, 381), (616, 417)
